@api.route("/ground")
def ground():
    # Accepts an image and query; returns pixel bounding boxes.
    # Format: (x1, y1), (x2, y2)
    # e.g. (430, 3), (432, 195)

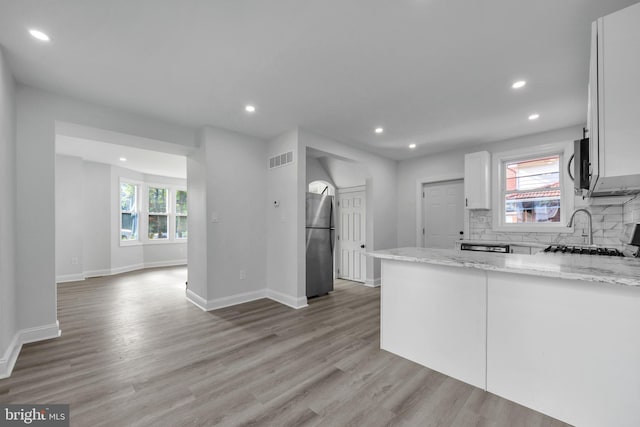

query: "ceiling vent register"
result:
(269, 151), (294, 169)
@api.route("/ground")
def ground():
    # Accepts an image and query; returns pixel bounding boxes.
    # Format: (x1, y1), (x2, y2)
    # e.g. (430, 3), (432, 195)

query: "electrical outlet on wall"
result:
(239, 270), (246, 280)
(71, 257), (79, 265)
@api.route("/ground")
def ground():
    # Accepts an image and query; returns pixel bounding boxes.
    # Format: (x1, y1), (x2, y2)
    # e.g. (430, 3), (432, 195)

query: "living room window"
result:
(120, 182), (139, 241)
(175, 189), (188, 239)
(148, 186), (169, 240)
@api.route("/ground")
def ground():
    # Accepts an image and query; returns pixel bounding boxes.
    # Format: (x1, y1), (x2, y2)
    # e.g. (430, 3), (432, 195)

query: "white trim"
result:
(416, 174), (465, 246)
(364, 277), (381, 287)
(110, 263), (145, 276)
(267, 289), (308, 309)
(0, 322), (61, 379)
(185, 289), (210, 311)
(491, 142), (574, 233)
(143, 259), (188, 269)
(83, 268), (111, 279)
(55, 273), (85, 283)
(337, 185), (366, 194)
(186, 289), (268, 311)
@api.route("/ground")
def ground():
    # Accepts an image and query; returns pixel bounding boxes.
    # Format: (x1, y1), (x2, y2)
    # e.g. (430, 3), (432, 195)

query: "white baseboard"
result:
(144, 259), (188, 269)
(110, 263), (145, 276)
(0, 321), (61, 379)
(364, 277), (381, 287)
(266, 289), (308, 309)
(83, 268), (111, 279)
(186, 289), (267, 311)
(55, 273), (85, 283)
(186, 288), (308, 311)
(57, 260), (188, 283)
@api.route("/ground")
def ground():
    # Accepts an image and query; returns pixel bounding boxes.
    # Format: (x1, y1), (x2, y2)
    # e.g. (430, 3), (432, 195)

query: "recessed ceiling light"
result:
(29, 29), (50, 42)
(119, 157), (127, 162)
(512, 80), (526, 89)
(375, 127), (384, 134)
(245, 105), (256, 113)
(409, 143), (417, 149)
(528, 113), (540, 120)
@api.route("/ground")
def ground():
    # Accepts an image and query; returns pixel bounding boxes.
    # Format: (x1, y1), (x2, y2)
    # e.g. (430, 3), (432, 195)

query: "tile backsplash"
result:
(468, 198), (640, 248)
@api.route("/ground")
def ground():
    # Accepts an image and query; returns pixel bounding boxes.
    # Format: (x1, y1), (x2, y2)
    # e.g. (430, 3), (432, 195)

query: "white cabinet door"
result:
(589, 2), (640, 195)
(464, 151), (491, 209)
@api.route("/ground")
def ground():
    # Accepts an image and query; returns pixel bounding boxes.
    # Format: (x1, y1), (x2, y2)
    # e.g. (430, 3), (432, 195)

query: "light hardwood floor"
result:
(0, 267), (570, 426)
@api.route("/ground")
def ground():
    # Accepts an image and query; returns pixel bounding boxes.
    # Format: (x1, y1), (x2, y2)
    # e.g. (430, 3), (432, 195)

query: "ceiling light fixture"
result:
(512, 80), (526, 89)
(119, 157), (127, 162)
(245, 105), (256, 113)
(528, 113), (540, 121)
(29, 29), (50, 42)
(409, 143), (417, 149)
(375, 127), (384, 134)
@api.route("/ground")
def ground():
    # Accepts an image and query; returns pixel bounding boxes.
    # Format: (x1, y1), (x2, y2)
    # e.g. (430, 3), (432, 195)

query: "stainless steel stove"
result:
(543, 245), (625, 257)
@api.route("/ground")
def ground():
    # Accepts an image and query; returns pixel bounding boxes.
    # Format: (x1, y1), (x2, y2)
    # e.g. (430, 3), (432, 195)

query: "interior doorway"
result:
(336, 186), (367, 283)
(422, 180), (464, 248)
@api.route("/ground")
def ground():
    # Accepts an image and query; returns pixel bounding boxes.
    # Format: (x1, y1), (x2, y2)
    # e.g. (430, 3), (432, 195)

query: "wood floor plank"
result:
(0, 269), (571, 426)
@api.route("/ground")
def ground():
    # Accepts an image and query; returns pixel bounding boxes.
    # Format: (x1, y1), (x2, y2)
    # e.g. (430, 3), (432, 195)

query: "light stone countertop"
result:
(367, 247), (640, 287)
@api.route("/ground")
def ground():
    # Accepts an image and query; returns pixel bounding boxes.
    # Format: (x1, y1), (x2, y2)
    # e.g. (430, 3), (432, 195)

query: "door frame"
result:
(335, 185), (367, 283)
(415, 174), (468, 247)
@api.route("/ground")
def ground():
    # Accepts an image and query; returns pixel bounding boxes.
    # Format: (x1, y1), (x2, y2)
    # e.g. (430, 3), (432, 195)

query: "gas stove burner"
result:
(543, 245), (625, 257)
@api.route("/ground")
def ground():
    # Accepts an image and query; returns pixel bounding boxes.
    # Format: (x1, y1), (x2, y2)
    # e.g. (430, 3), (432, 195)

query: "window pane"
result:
(120, 183), (137, 212)
(148, 215), (168, 239)
(505, 155), (560, 192)
(176, 190), (188, 215)
(121, 213), (139, 240)
(504, 191), (561, 223)
(176, 216), (188, 239)
(148, 187), (168, 213)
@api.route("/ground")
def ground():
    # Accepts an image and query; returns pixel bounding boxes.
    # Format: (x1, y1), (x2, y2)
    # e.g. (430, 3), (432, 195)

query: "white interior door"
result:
(422, 180), (464, 248)
(337, 188), (366, 282)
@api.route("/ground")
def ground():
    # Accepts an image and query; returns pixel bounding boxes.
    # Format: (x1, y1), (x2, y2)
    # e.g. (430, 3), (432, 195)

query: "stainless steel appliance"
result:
(306, 192), (335, 297)
(542, 245), (625, 256)
(460, 243), (510, 253)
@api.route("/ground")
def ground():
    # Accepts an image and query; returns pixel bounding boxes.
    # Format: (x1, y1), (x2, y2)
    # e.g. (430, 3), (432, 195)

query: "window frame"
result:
(492, 142), (574, 233)
(147, 185), (170, 241)
(119, 179), (143, 246)
(174, 187), (188, 240)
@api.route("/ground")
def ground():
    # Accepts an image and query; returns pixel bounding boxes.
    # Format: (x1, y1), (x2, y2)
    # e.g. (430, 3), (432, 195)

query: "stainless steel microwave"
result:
(572, 137), (590, 192)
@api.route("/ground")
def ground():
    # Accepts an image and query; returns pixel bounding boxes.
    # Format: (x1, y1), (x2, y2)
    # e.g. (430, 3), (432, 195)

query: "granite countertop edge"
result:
(367, 247), (640, 287)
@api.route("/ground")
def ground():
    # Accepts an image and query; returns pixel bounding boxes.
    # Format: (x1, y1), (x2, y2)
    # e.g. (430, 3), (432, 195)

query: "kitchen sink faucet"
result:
(567, 208), (593, 246)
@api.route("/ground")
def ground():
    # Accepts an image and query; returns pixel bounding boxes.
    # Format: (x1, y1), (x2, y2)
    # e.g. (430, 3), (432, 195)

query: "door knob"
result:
(360, 244), (365, 249)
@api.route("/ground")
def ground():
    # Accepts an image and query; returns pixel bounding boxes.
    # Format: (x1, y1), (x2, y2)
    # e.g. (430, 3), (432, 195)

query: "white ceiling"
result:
(2, 0), (639, 160)
(56, 135), (187, 179)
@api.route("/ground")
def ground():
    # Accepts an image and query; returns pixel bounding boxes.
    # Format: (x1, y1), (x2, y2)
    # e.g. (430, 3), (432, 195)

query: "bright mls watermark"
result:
(1, 405), (69, 426)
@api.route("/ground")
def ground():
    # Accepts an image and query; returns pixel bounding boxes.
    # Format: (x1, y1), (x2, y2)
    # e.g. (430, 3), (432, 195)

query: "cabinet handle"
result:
(465, 198), (468, 207)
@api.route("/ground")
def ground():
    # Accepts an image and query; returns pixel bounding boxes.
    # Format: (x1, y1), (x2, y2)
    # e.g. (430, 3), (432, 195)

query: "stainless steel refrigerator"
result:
(306, 192), (335, 297)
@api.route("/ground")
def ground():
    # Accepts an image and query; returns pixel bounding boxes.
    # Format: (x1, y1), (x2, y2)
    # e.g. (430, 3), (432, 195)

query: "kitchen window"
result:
(120, 182), (139, 241)
(492, 142), (573, 232)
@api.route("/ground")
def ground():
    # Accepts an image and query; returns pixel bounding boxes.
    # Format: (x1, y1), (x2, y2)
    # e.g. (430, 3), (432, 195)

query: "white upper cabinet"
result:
(588, 2), (640, 196)
(464, 151), (490, 209)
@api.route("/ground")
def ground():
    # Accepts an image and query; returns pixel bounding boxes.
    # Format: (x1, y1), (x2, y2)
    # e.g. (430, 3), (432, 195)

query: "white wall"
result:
(305, 156), (335, 188)
(0, 46), (17, 375)
(266, 130), (306, 307)
(189, 126), (268, 308)
(83, 161), (111, 276)
(319, 156), (367, 188)
(396, 126), (583, 247)
(15, 85), (196, 337)
(55, 155), (85, 281)
(187, 141), (207, 301)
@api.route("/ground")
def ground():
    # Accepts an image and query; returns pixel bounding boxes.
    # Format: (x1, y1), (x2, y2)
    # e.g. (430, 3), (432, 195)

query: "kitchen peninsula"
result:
(369, 247), (640, 427)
